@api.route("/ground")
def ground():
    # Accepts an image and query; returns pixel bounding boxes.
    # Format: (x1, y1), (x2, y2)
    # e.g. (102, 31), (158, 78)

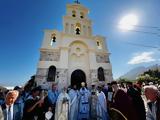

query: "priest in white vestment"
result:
(68, 85), (79, 120)
(97, 86), (109, 120)
(55, 87), (70, 120)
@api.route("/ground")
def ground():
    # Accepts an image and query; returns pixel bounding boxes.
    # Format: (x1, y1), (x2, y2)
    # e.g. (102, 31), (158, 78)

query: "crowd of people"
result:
(0, 79), (160, 120)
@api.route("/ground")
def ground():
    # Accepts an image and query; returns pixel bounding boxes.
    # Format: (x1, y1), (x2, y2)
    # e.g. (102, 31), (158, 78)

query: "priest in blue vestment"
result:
(78, 82), (91, 120)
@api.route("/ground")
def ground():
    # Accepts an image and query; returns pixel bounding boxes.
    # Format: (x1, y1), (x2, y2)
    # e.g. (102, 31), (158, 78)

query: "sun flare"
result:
(119, 14), (138, 30)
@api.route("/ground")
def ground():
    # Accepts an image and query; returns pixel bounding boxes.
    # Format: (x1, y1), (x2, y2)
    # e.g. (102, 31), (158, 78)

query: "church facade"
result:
(35, 2), (113, 89)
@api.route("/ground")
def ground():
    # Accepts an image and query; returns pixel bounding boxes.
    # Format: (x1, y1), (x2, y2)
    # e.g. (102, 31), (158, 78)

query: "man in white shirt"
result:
(1, 90), (19, 120)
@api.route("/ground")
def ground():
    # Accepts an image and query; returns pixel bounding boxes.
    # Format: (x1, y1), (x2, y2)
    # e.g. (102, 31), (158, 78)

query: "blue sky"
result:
(0, 0), (160, 86)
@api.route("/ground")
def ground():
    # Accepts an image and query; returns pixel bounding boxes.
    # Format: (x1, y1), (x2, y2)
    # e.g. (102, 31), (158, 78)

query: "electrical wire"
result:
(118, 24), (160, 37)
(115, 23), (160, 50)
(124, 41), (160, 51)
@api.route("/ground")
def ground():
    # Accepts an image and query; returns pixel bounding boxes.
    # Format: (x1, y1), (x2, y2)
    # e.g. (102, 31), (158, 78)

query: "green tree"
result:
(138, 69), (160, 83)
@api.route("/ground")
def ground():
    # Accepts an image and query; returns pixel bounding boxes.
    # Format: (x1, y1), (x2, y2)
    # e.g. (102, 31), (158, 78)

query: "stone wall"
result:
(56, 69), (68, 91)
(35, 68), (69, 90)
(104, 69), (113, 82)
(90, 69), (112, 85)
(40, 51), (60, 61)
(35, 68), (48, 86)
(96, 54), (110, 63)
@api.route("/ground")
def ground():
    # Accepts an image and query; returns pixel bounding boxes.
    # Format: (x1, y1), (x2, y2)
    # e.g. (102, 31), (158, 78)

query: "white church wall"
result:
(37, 61), (60, 68)
(59, 47), (69, 69)
(97, 63), (112, 70)
(88, 51), (97, 69)
(61, 37), (95, 50)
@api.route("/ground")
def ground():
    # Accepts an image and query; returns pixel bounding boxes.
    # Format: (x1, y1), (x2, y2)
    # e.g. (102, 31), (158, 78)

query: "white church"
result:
(35, 1), (113, 89)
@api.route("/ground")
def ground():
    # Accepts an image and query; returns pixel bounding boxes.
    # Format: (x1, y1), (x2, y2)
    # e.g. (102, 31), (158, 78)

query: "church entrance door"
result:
(71, 69), (86, 89)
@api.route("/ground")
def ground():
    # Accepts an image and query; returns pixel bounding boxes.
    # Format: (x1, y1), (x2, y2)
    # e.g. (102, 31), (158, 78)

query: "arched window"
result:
(98, 67), (105, 81)
(97, 41), (100, 46)
(47, 66), (56, 82)
(75, 23), (81, 35)
(97, 40), (102, 49)
(50, 33), (56, 46)
(80, 12), (84, 19)
(72, 10), (76, 17)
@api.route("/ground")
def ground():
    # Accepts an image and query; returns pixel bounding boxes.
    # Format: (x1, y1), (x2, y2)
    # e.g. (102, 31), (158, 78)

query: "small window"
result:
(52, 36), (56, 42)
(80, 12), (84, 19)
(98, 67), (105, 81)
(76, 28), (80, 35)
(47, 66), (56, 82)
(50, 33), (56, 46)
(72, 10), (76, 17)
(97, 41), (100, 46)
(75, 23), (81, 35)
(97, 40), (102, 49)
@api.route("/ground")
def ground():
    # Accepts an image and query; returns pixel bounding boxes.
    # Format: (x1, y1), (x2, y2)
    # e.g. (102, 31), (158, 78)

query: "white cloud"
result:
(128, 52), (156, 65)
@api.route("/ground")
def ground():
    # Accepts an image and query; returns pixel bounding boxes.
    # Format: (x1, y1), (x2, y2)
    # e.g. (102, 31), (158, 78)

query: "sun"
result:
(119, 14), (138, 30)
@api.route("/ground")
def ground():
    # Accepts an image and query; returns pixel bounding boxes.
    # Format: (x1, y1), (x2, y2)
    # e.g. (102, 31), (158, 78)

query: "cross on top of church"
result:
(74, 0), (80, 4)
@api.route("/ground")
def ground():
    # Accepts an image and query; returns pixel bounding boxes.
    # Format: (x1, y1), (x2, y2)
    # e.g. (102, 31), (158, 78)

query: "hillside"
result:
(120, 64), (160, 80)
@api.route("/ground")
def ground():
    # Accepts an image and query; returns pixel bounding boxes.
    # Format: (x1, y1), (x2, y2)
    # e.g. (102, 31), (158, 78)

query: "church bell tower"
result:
(35, 1), (113, 90)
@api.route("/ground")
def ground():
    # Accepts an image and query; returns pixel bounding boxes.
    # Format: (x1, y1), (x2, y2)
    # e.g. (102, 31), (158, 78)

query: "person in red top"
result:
(110, 81), (138, 120)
